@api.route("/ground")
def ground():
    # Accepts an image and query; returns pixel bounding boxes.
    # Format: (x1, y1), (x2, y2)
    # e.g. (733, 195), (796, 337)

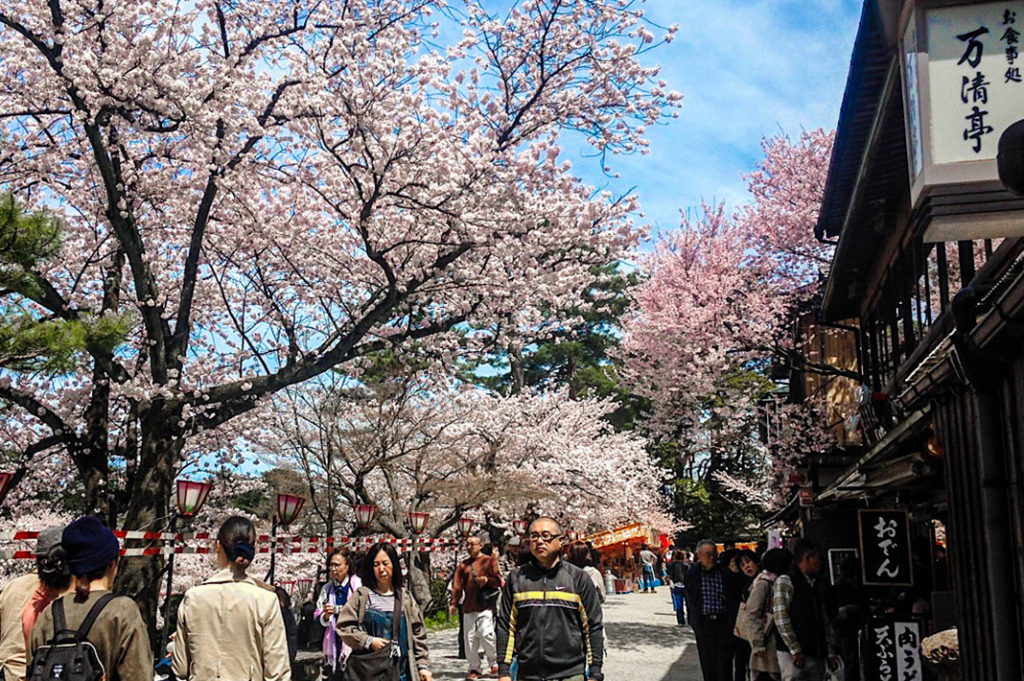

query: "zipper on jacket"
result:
(540, 572), (547, 667)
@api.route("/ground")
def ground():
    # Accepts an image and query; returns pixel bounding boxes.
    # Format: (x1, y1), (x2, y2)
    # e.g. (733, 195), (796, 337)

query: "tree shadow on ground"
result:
(604, 617), (695, 655)
(603, 601), (703, 681)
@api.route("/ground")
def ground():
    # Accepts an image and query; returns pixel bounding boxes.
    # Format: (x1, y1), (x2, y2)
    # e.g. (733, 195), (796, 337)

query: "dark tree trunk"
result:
(509, 343), (525, 395)
(114, 403), (185, 650)
(408, 553), (432, 608)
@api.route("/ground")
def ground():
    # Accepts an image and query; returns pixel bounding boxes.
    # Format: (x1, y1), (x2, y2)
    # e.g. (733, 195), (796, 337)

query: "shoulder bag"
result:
(344, 590), (403, 681)
(471, 560), (500, 610)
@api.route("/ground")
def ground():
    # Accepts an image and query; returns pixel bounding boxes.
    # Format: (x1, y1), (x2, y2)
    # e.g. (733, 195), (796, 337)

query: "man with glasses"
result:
(495, 517), (604, 681)
(451, 534), (502, 680)
(684, 540), (738, 681)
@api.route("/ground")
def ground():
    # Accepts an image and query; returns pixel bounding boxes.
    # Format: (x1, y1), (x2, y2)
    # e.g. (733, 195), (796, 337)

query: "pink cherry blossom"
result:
(620, 130), (839, 506)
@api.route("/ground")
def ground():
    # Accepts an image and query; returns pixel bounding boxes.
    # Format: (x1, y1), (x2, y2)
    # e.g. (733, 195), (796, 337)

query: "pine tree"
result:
(1, 194), (127, 372)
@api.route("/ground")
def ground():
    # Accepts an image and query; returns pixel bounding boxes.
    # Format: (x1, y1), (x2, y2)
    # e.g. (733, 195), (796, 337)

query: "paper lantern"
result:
(277, 493), (306, 526)
(175, 479), (212, 517)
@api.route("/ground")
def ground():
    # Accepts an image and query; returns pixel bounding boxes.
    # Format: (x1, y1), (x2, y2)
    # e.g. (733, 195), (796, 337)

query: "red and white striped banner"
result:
(0, 530), (461, 560)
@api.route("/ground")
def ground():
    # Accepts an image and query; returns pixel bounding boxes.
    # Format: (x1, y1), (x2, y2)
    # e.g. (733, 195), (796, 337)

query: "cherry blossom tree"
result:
(270, 372), (674, 538)
(267, 370), (674, 603)
(620, 130), (839, 523)
(737, 128), (836, 299)
(0, 0), (680, 616)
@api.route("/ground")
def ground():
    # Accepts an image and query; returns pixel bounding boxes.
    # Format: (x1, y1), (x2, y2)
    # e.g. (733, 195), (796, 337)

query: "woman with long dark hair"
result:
(337, 542), (432, 681)
(172, 516), (290, 681)
(567, 542), (605, 603)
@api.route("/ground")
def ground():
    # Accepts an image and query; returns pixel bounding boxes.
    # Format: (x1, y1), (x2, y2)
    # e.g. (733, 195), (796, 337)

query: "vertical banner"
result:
(866, 619), (924, 681)
(868, 620), (898, 681)
(858, 509), (914, 586)
(895, 621), (925, 681)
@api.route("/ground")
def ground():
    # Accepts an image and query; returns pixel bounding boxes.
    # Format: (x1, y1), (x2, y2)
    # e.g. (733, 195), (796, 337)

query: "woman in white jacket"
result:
(736, 548), (793, 681)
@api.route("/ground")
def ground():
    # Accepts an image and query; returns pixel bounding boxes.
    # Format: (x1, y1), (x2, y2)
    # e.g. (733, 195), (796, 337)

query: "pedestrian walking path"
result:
(429, 591), (702, 680)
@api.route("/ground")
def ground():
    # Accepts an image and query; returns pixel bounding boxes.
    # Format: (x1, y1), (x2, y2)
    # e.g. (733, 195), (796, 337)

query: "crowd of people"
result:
(661, 538), (861, 681)
(0, 512), (887, 681)
(0, 515), (607, 681)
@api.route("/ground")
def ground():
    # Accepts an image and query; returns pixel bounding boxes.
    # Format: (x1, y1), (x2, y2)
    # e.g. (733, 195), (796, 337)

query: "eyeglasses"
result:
(528, 532), (561, 543)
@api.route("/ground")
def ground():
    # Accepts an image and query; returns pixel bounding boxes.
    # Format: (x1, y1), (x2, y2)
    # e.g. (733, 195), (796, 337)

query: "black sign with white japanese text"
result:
(868, 620), (898, 681)
(858, 509), (914, 586)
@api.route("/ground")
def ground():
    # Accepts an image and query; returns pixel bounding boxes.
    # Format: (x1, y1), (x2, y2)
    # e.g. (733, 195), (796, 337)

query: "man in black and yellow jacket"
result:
(496, 517), (605, 681)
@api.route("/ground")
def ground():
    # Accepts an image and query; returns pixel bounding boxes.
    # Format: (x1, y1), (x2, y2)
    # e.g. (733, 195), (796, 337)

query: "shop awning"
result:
(584, 523), (652, 550)
(817, 407), (931, 502)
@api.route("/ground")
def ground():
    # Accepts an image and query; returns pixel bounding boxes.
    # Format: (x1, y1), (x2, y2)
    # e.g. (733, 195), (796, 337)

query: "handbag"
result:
(471, 561), (500, 609)
(344, 591), (404, 681)
(825, 656), (845, 681)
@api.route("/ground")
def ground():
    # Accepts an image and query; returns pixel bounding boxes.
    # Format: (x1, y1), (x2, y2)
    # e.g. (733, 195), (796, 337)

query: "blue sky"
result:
(565, 0), (865, 239)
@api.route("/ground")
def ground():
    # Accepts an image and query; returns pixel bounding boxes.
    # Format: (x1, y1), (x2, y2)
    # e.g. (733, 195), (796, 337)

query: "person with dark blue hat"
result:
(29, 516), (152, 681)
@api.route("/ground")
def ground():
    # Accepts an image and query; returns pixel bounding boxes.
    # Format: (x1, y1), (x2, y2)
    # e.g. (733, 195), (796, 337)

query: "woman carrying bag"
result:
(172, 516), (291, 681)
(337, 542), (432, 681)
(737, 548), (792, 681)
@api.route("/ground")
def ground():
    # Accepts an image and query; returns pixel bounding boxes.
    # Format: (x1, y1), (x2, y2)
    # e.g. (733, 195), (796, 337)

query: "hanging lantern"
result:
(458, 514), (475, 537)
(566, 529), (579, 542)
(354, 504), (377, 529)
(513, 519), (528, 535)
(408, 511), (430, 535)
(276, 493), (306, 527)
(0, 472), (14, 505)
(175, 479), (213, 517)
(297, 578), (313, 596)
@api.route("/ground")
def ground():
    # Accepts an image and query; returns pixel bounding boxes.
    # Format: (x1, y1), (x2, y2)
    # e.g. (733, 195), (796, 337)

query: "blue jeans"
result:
(641, 564), (657, 591)
(670, 584), (687, 624)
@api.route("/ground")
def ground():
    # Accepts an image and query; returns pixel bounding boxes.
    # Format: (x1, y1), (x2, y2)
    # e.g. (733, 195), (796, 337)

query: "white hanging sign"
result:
(927, 2), (1024, 164)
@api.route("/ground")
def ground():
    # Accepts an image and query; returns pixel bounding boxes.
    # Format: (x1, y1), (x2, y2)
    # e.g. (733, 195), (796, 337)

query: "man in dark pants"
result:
(773, 539), (838, 681)
(684, 540), (737, 681)
(496, 517), (605, 681)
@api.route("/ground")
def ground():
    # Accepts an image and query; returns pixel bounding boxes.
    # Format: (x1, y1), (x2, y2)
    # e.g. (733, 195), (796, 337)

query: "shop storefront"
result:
(585, 522), (664, 593)
(788, 3), (1024, 680)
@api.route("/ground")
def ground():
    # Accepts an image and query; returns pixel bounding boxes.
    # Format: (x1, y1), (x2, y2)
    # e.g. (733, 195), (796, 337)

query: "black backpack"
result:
(27, 594), (115, 681)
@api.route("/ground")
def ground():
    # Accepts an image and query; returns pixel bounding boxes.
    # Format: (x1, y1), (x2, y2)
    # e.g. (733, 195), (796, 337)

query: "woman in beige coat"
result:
(737, 548), (793, 681)
(172, 516), (291, 681)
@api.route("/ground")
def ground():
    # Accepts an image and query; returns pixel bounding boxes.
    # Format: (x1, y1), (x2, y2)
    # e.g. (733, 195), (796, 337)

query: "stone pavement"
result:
(428, 591), (702, 681)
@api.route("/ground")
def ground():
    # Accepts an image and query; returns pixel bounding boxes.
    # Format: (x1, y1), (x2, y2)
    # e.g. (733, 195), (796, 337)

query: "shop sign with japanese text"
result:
(867, 619), (924, 681)
(858, 509), (914, 586)
(927, 2), (1024, 164)
(895, 622), (925, 681)
(900, 1), (1024, 212)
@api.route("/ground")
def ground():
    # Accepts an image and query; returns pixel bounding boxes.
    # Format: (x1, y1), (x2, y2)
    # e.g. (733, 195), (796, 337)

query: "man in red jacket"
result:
(451, 535), (502, 680)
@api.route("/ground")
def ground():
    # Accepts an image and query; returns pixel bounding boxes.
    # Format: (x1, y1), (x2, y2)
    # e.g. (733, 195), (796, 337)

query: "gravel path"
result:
(428, 591), (702, 681)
